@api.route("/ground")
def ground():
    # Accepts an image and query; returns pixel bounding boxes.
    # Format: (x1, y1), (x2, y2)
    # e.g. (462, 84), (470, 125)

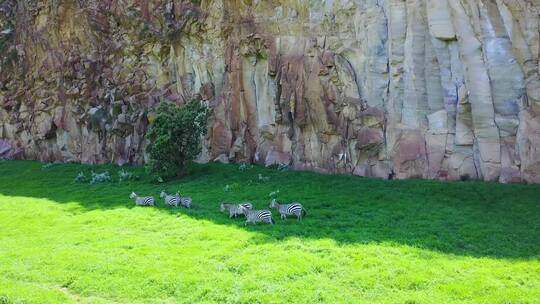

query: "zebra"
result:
(269, 199), (306, 220)
(160, 191), (180, 207)
(220, 202), (253, 218)
(242, 208), (274, 225)
(130, 192), (155, 206)
(177, 193), (192, 208)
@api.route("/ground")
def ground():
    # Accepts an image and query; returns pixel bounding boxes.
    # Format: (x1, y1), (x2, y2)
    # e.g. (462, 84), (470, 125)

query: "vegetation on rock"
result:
(145, 100), (210, 180)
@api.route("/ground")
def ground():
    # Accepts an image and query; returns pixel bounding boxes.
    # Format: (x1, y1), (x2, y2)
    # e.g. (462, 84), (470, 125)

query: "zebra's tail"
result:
(270, 218), (275, 224)
(302, 208), (307, 217)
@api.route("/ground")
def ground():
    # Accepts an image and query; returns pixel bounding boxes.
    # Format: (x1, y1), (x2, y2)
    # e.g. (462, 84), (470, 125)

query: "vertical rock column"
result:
(448, 0), (502, 181)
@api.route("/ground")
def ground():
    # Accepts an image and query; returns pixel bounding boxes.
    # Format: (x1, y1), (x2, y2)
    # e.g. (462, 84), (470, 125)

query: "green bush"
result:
(145, 100), (210, 180)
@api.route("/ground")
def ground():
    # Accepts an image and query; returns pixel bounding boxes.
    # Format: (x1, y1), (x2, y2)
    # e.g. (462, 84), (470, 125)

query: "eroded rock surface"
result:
(1, 0), (540, 183)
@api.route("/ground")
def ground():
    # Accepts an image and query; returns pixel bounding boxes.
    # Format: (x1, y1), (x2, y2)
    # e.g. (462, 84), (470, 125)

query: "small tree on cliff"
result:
(145, 99), (210, 180)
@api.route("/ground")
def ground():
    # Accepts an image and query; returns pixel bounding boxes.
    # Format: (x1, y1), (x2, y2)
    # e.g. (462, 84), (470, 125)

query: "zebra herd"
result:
(129, 191), (192, 208)
(130, 192), (306, 225)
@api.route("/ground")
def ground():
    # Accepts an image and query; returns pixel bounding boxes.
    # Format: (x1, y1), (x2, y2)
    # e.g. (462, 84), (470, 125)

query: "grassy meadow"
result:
(0, 160), (539, 303)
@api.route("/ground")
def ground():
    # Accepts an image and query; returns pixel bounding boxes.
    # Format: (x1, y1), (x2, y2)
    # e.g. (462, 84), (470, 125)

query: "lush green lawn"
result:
(0, 160), (539, 303)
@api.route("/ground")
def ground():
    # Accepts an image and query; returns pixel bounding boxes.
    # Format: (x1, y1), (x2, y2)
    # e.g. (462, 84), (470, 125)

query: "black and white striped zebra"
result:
(177, 193), (192, 209)
(160, 191), (180, 207)
(242, 208), (274, 225)
(130, 192), (155, 206)
(220, 202), (253, 218)
(269, 199), (306, 220)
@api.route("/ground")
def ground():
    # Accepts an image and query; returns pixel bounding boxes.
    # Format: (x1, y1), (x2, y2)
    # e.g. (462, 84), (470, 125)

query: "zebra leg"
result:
(281, 214), (286, 220)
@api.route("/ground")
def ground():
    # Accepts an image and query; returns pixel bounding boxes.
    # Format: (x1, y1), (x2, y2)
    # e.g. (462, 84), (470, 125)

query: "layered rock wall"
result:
(1, 0), (540, 183)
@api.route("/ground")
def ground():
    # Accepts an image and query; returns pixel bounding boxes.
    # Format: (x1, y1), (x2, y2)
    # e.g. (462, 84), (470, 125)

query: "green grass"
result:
(0, 160), (539, 304)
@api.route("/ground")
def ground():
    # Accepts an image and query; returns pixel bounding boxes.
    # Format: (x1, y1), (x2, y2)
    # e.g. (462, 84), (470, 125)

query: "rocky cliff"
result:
(1, 0), (540, 183)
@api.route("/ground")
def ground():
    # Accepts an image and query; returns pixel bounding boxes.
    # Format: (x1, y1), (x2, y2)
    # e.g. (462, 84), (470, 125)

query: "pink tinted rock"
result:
(372, 161), (393, 180)
(393, 130), (427, 179)
(426, 133), (447, 179)
(517, 110), (540, 183)
(213, 154), (229, 164)
(356, 127), (384, 149)
(0, 140), (12, 159)
(265, 150), (292, 166)
(353, 164), (369, 176)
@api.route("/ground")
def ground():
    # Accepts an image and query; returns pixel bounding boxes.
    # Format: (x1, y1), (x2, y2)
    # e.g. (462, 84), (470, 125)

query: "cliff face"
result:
(1, 0), (540, 183)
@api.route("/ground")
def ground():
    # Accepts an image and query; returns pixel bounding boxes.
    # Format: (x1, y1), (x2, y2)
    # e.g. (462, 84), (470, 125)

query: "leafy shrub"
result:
(268, 190), (280, 198)
(41, 163), (56, 170)
(90, 172), (111, 184)
(223, 183), (240, 192)
(118, 169), (137, 182)
(74, 172), (88, 183)
(238, 163), (252, 172)
(145, 99), (210, 180)
(76, 170), (136, 184)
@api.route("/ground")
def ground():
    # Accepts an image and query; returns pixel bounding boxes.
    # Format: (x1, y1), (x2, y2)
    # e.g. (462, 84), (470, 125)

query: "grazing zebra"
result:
(177, 193), (192, 208)
(130, 192), (155, 206)
(220, 202), (253, 218)
(160, 191), (180, 207)
(242, 208), (274, 225)
(269, 199), (306, 220)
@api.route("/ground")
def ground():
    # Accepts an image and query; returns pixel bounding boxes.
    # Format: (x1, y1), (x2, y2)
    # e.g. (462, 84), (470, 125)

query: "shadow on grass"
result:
(1, 160), (539, 259)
